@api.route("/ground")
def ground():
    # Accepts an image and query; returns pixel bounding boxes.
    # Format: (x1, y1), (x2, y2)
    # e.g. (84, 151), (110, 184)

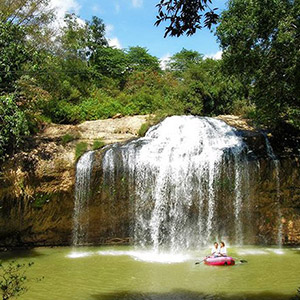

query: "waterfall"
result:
(102, 116), (250, 251)
(263, 133), (282, 246)
(73, 151), (94, 246)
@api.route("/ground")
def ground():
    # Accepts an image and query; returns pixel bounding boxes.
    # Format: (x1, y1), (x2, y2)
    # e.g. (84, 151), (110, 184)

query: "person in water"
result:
(211, 242), (219, 257)
(219, 241), (227, 257)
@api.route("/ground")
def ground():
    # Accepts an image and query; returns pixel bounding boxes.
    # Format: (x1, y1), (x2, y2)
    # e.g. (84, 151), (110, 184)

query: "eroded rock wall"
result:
(0, 115), (148, 247)
(0, 115), (299, 247)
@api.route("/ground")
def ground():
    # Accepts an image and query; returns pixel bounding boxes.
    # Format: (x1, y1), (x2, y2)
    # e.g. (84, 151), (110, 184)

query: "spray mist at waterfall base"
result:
(67, 246), (286, 264)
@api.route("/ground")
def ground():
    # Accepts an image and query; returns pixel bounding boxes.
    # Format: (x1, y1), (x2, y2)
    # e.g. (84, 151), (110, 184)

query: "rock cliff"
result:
(0, 115), (149, 247)
(0, 115), (299, 247)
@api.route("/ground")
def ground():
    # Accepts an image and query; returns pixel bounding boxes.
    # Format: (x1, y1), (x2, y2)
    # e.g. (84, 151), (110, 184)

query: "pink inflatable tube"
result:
(204, 256), (235, 266)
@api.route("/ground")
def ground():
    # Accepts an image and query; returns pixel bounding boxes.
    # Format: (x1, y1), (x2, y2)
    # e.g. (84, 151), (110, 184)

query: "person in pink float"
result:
(219, 241), (227, 257)
(211, 242), (220, 257)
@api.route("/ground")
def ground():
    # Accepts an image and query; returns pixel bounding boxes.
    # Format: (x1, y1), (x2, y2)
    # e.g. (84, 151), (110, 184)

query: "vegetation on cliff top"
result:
(0, 0), (299, 161)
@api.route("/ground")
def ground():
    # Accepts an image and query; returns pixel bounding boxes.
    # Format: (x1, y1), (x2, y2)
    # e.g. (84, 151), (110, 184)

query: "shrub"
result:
(44, 100), (83, 124)
(0, 261), (35, 300)
(0, 95), (29, 161)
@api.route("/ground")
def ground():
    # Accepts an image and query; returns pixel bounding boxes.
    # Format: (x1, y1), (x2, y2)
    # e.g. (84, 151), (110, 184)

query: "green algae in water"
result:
(0, 246), (299, 300)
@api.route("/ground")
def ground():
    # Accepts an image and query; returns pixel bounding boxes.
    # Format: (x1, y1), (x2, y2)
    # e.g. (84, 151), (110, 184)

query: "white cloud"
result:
(132, 0), (143, 8)
(49, 0), (81, 28)
(160, 53), (171, 70)
(106, 24), (114, 36)
(204, 50), (223, 60)
(105, 24), (122, 49)
(108, 37), (122, 49)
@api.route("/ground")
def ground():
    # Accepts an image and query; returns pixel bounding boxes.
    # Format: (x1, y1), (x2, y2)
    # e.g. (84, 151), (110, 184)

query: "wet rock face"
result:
(0, 115), (148, 247)
(0, 115), (299, 247)
(250, 158), (300, 245)
(0, 140), (75, 247)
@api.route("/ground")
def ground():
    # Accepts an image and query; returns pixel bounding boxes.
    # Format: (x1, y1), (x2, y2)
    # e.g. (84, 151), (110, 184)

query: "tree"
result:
(167, 48), (204, 74)
(0, 0), (53, 27)
(126, 46), (160, 72)
(87, 16), (108, 56)
(59, 14), (108, 60)
(0, 21), (34, 92)
(155, 0), (219, 37)
(0, 0), (55, 50)
(217, 0), (300, 128)
(91, 47), (128, 81)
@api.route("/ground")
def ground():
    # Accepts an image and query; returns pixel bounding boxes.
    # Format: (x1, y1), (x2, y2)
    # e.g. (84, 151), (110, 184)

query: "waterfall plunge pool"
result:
(1, 246), (299, 300)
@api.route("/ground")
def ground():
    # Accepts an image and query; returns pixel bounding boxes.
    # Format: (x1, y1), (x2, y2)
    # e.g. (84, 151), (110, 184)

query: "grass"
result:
(75, 142), (88, 161)
(61, 133), (79, 145)
(138, 113), (169, 137)
(138, 122), (151, 137)
(92, 139), (105, 150)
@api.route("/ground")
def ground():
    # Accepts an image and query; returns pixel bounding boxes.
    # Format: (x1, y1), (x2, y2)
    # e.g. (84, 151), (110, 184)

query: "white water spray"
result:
(263, 133), (282, 247)
(73, 151), (94, 246)
(103, 116), (250, 251)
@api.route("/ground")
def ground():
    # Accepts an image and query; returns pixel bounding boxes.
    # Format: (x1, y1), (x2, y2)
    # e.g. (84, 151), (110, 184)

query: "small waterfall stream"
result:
(103, 116), (250, 251)
(72, 151), (94, 246)
(263, 133), (282, 247)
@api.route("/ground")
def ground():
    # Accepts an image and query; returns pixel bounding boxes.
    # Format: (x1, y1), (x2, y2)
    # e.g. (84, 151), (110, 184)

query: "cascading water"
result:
(72, 151), (94, 246)
(102, 116), (251, 252)
(263, 133), (282, 246)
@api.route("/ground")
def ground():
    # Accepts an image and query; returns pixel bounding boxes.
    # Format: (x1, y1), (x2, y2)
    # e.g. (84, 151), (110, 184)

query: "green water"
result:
(0, 246), (299, 300)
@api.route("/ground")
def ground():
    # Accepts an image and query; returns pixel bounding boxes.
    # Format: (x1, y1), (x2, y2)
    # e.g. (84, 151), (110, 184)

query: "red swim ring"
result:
(204, 256), (235, 266)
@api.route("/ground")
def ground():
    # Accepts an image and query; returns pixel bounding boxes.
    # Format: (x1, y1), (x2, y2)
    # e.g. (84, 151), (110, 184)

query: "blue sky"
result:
(51, 0), (227, 61)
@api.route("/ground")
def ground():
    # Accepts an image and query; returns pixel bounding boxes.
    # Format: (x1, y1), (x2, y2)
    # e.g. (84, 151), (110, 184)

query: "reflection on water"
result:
(90, 290), (292, 300)
(0, 246), (298, 300)
(68, 249), (192, 264)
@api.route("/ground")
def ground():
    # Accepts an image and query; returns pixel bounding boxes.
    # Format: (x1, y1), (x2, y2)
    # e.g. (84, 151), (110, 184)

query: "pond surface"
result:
(0, 246), (299, 300)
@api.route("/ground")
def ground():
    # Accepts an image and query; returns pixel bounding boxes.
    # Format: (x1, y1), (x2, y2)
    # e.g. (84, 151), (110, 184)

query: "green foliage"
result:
(0, 0), (55, 53)
(217, 0), (300, 128)
(32, 193), (51, 208)
(75, 142), (88, 161)
(0, 260), (34, 300)
(60, 13), (108, 61)
(61, 134), (79, 145)
(90, 47), (128, 86)
(138, 123), (151, 137)
(0, 0), (54, 29)
(45, 99), (83, 124)
(1, 0), (299, 164)
(167, 48), (204, 74)
(170, 55), (246, 116)
(126, 46), (160, 72)
(138, 114), (171, 137)
(0, 95), (29, 161)
(92, 139), (105, 150)
(0, 22), (33, 92)
(155, 0), (219, 37)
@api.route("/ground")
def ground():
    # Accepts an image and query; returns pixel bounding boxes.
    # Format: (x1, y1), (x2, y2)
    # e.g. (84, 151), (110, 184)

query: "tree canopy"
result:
(217, 0), (300, 127)
(0, 0), (299, 161)
(155, 0), (219, 37)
